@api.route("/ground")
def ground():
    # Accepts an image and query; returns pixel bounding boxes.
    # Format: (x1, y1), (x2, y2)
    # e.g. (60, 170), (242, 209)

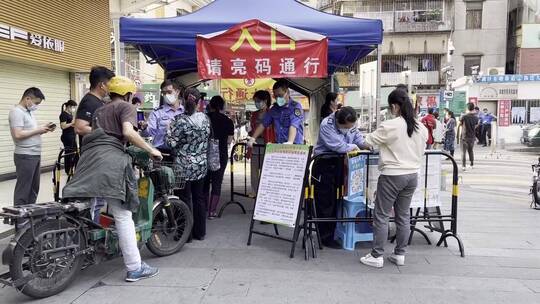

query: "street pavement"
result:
(0, 146), (539, 303)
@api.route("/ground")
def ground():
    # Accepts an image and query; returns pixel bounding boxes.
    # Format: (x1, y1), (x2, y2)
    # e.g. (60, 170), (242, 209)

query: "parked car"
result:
(521, 124), (540, 147)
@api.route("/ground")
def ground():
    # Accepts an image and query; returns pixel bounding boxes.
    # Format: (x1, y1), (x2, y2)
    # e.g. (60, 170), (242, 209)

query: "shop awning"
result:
(119, 0), (383, 76)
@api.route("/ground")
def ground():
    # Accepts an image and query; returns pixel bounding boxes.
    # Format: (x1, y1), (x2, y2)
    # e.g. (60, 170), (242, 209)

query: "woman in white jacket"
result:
(360, 89), (428, 268)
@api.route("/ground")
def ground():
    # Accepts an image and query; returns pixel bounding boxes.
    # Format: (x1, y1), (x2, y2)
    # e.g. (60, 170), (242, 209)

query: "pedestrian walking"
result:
(9, 87), (56, 206)
(432, 112), (444, 149)
(204, 96), (234, 219)
(421, 108), (436, 149)
(459, 103), (480, 171)
(167, 88), (210, 241)
(360, 88), (428, 268)
(443, 111), (456, 157)
(248, 90), (275, 195)
(59, 100), (78, 175)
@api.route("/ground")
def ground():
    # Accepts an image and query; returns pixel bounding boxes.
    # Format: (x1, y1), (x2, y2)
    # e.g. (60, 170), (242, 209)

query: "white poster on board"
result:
(253, 144), (310, 227)
(530, 107), (540, 123)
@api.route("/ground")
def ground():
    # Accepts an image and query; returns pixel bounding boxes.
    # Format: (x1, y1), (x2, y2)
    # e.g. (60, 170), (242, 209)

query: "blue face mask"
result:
(276, 97), (286, 107)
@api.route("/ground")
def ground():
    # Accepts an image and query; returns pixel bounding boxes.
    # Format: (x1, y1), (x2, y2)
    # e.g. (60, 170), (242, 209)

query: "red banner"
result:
(498, 99), (511, 127)
(196, 19), (328, 79)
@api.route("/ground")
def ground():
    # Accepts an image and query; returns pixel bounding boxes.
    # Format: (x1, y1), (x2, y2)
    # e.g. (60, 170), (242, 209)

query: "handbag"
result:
(207, 118), (221, 172)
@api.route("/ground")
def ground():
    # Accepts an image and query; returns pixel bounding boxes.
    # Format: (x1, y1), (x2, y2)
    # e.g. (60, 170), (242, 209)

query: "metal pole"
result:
(330, 73), (335, 92)
(112, 17), (125, 76)
(376, 44), (382, 128)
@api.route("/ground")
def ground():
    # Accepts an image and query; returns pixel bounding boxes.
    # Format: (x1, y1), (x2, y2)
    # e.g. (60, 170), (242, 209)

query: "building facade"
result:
(0, 0), (111, 176)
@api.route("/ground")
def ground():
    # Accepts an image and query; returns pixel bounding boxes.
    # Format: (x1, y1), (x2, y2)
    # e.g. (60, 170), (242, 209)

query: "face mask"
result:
(165, 93), (177, 105)
(28, 104), (39, 112)
(255, 101), (265, 110)
(339, 128), (350, 135)
(276, 97), (286, 107)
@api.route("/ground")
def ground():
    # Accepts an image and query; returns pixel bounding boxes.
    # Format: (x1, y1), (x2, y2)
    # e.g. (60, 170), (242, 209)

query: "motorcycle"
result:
(531, 157), (540, 210)
(0, 146), (193, 298)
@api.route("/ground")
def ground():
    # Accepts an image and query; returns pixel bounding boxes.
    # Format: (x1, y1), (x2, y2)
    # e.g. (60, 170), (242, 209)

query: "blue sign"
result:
(477, 74), (540, 83)
(345, 155), (365, 200)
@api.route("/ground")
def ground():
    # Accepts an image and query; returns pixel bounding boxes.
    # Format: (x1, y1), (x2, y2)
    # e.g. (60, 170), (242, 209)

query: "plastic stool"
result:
(334, 196), (373, 251)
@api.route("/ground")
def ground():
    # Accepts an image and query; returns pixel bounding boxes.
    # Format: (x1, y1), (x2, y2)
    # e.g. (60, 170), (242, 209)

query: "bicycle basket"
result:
(150, 161), (186, 192)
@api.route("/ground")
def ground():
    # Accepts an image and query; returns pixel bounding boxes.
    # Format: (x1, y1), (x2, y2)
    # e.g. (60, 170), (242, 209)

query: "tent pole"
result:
(375, 44), (382, 128)
(112, 17), (125, 76)
(330, 73), (335, 92)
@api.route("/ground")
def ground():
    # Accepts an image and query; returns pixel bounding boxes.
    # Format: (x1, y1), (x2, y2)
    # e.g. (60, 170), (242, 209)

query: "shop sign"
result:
(0, 23), (65, 53)
(498, 100), (511, 127)
(197, 19), (327, 79)
(477, 74), (540, 83)
(478, 84), (518, 100)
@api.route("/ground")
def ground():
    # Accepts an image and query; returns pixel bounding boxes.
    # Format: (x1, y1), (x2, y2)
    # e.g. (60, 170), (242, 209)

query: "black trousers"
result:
(61, 134), (77, 174)
(179, 178), (206, 239)
(14, 154), (40, 206)
(481, 124), (492, 146)
(312, 157), (343, 244)
(204, 156), (228, 196)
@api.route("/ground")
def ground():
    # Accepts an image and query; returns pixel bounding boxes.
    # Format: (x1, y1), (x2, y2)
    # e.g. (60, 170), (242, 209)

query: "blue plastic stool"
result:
(334, 195), (373, 251)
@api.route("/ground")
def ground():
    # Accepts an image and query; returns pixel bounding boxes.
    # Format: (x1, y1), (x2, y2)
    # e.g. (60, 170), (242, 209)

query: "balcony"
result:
(354, 10), (452, 33)
(380, 71), (440, 86)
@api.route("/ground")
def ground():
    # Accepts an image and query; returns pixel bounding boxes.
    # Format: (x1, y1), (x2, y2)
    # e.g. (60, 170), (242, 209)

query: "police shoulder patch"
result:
(294, 108), (302, 117)
(327, 117), (334, 124)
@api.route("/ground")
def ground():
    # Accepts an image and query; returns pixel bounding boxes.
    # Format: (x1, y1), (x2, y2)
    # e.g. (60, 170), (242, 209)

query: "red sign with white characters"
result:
(498, 99), (511, 127)
(196, 19), (328, 79)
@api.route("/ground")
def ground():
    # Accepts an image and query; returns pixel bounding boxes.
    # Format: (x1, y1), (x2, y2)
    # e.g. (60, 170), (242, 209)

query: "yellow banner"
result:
(220, 78), (275, 105)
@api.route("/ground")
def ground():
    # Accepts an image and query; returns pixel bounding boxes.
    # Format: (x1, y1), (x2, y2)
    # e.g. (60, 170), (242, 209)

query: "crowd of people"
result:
(8, 67), (496, 278)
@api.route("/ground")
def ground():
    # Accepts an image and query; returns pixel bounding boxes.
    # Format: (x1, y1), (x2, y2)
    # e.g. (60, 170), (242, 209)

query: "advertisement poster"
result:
(512, 107), (526, 124)
(220, 78), (275, 105)
(450, 91), (466, 115)
(253, 144), (310, 227)
(498, 100), (511, 127)
(530, 107), (540, 123)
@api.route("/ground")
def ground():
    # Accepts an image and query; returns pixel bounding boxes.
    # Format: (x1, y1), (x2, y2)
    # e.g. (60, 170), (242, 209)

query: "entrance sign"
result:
(197, 19), (328, 79)
(253, 144), (310, 227)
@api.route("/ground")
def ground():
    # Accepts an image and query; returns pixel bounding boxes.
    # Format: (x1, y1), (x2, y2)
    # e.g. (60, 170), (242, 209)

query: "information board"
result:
(344, 154), (366, 200)
(253, 144), (310, 227)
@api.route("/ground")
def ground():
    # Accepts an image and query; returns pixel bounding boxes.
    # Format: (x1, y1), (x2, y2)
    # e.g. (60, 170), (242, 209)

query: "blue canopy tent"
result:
(120, 0), (382, 78)
(120, 0), (383, 141)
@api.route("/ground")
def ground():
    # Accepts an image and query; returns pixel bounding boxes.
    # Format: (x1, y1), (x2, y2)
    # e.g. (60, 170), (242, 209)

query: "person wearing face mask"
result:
(248, 79), (304, 146)
(360, 89), (428, 268)
(74, 66), (115, 147)
(9, 87), (55, 206)
(312, 106), (370, 249)
(64, 76), (162, 282)
(248, 90), (275, 195)
(59, 99), (78, 175)
(141, 79), (184, 160)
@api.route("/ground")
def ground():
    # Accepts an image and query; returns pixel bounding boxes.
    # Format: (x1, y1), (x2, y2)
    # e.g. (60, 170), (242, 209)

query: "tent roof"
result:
(120, 0), (383, 76)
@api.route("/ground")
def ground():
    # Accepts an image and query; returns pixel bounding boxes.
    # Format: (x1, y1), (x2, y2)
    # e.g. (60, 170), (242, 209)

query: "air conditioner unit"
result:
(487, 67), (505, 75)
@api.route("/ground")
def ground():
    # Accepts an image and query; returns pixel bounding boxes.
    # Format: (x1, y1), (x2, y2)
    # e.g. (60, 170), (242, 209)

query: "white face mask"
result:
(28, 104), (39, 112)
(165, 93), (177, 105)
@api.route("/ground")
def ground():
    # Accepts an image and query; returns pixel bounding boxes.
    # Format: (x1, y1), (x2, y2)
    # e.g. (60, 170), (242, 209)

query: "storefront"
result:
(0, 0), (110, 176)
(453, 74), (540, 144)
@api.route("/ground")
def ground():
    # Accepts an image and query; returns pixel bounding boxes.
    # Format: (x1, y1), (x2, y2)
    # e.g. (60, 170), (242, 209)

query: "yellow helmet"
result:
(107, 76), (136, 96)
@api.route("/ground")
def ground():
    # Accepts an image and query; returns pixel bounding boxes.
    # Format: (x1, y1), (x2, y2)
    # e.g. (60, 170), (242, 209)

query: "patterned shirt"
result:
(167, 112), (210, 181)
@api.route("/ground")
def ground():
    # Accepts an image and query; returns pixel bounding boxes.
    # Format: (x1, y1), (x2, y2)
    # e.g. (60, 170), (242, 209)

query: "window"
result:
(466, 1), (483, 29)
(417, 55), (440, 72)
(463, 55), (482, 76)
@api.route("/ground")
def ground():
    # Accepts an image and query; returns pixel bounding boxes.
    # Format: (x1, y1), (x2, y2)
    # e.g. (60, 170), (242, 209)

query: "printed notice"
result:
(253, 144), (310, 227)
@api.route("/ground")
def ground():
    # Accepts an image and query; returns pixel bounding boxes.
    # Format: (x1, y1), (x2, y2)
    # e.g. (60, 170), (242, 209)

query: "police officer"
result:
(312, 106), (369, 249)
(140, 79), (184, 159)
(248, 79), (304, 145)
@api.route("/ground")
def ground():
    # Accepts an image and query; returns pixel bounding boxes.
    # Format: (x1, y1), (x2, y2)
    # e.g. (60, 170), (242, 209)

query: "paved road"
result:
(0, 146), (539, 303)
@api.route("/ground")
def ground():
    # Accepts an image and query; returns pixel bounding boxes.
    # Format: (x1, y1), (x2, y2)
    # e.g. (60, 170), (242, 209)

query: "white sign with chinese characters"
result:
(0, 23), (65, 53)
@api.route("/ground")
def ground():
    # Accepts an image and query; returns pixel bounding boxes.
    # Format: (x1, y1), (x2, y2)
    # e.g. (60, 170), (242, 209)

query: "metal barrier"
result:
(302, 150), (464, 260)
(218, 142), (266, 217)
(52, 148), (79, 202)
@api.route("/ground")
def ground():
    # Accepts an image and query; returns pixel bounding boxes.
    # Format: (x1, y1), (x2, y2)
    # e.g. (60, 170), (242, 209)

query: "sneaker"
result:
(126, 262), (159, 282)
(360, 253), (383, 268)
(387, 254), (405, 266)
(462, 167), (467, 172)
(470, 165), (474, 170)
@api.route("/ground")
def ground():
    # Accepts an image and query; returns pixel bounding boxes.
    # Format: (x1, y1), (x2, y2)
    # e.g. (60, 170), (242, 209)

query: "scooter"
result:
(0, 146), (193, 298)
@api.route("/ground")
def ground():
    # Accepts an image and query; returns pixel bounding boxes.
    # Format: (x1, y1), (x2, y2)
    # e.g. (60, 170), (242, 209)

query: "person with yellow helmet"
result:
(64, 75), (161, 282)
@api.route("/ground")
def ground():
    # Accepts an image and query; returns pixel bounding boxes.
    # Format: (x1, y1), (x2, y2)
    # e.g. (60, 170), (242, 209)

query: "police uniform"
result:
(263, 99), (304, 144)
(142, 104), (184, 161)
(312, 113), (366, 247)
